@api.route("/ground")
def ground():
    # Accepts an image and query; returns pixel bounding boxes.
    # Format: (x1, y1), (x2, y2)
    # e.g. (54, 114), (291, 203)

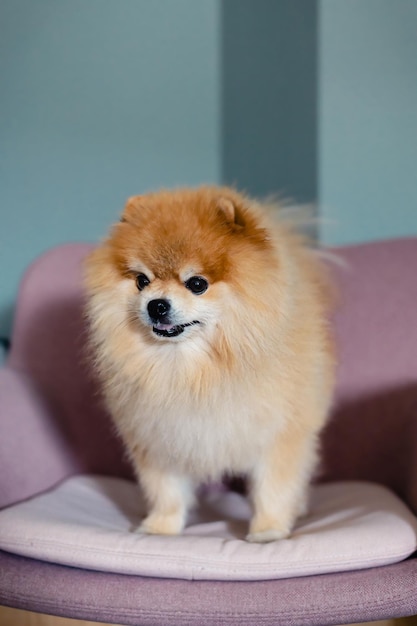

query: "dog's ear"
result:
(120, 196), (145, 224)
(216, 196), (245, 229)
(217, 197), (235, 223)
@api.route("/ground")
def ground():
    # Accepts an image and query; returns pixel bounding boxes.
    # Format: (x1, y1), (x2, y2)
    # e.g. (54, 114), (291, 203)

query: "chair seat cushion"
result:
(0, 475), (416, 581)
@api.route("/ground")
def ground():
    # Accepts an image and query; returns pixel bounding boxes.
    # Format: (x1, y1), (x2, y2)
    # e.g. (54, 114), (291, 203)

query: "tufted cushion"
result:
(0, 475), (416, 582)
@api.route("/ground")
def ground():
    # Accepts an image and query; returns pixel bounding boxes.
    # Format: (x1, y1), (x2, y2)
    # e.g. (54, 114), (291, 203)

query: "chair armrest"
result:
(0, 367), (76, 508)
(409, 407), (417, 515)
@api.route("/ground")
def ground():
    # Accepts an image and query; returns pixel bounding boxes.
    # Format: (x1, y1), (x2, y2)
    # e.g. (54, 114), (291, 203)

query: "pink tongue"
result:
(154, 323), (176, 331)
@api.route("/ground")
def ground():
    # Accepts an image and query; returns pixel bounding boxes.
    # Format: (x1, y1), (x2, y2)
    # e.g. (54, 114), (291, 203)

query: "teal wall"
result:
(1, 0), (417, 348)
(319, 0), (417, 245)
(222, 0), (317, 203)
(0, 0), (221, 338)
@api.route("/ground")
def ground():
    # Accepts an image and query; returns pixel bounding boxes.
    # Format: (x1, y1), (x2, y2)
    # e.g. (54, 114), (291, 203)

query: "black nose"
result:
(147, 298), (171, 321)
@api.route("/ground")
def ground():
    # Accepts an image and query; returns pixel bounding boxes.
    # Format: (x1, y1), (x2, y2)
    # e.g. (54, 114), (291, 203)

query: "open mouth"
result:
(152, 321), (200, 338)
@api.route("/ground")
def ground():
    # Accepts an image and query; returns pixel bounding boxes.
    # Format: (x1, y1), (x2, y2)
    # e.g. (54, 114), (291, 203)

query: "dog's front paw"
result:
(134, 512), (184, 536)
(246, 517), (292, 543)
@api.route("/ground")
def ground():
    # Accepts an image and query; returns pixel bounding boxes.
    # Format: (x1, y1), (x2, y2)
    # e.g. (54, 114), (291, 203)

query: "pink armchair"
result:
(0, 238), (416, 625)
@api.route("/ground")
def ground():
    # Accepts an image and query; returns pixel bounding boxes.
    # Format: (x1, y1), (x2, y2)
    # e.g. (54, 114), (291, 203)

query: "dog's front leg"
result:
(247, 426), (318, 543)
(134, 462), (194, 536)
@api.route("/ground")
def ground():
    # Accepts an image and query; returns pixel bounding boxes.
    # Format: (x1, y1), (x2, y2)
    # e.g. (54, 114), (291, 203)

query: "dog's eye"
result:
(136, 273), (150, 291)
(185, 276), (208, 295)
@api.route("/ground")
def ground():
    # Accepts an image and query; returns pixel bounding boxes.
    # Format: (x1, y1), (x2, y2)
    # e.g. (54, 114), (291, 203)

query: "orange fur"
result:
(84, 186), (335, 542)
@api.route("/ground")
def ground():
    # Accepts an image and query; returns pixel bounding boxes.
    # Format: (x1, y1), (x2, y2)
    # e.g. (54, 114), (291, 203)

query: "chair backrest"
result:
(8, 243), (132, 480)
(7, 239), (417, 511)
(321, 238), (417, 513)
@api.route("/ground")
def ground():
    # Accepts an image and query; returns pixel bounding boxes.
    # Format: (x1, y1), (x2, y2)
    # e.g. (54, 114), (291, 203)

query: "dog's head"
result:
(87, 187), (279, 352)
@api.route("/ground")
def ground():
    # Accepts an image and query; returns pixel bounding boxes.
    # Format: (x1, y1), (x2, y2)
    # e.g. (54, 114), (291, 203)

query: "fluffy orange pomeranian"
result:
(84, 186), (335, 542)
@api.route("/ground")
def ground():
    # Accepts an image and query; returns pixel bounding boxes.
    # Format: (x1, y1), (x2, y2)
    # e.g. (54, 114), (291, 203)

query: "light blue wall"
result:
(2, 0), (417, 347)
(0, 0), (221, 338)
(319, 0), (417, 245)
